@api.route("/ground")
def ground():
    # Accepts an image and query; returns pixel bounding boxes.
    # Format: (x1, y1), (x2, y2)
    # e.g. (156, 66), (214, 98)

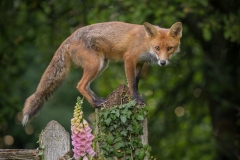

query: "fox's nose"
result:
(160, 60), (166, 66)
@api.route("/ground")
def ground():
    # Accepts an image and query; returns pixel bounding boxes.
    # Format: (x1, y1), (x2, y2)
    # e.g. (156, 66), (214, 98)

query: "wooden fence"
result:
(0, 85), (149, 160)
(0, 120), (72, 160)
(0, 119), (148, 160)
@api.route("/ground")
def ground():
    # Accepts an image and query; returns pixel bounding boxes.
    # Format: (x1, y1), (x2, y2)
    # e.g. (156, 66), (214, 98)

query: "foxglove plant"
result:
(71, 97), (95, 160)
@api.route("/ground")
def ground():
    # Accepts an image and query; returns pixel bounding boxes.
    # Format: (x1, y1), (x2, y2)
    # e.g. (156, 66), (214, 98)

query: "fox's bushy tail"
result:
(22, 45), (71, 125)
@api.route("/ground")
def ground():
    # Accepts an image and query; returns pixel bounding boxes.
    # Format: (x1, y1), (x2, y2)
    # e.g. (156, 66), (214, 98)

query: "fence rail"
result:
(0, 149), (39, 160)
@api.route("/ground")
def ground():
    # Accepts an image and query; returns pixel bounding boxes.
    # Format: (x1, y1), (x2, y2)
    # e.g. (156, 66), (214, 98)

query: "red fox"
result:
(22, 21), (182, 125)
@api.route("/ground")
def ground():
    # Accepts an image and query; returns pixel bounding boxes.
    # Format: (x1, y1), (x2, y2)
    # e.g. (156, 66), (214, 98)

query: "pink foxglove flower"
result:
(71, 97), (95, 160)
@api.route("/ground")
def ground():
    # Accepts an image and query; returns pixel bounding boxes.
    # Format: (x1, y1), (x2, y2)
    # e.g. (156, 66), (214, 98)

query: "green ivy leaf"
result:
(132, 121), (142, 134)
(119, 105), (124, 109)
(106, 136), (114, 145)
(126, 110), (132, 119)
(102, 143), (112, 153)
(120, 130), (127, 136)
(137, 115), (144, 121)
(111, 109), (116, 114)
(129, 100), (136, 106)
(115, 109), (120, 117)
(104, 110), (109, 119)
(138, 148), (146, 159)
(115, 141), (125, 150)
(114, 150), (124, 158)
(101, 126), (106, 131)
(127, 125), (133, 131)
(109, 126), (114, 132)
(114, 136), (122, 143)
(120, 115), (127, 123)
(122, 108), (127, 115)
(110, 114), (117, 120)
(105, 118), (111, 126)
(113, 124), (118, 129)
(125, 102), (131, 108)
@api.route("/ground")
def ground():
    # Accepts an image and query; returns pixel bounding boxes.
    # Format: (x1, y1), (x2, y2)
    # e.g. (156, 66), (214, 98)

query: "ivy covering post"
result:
(94, 84), (151, 160)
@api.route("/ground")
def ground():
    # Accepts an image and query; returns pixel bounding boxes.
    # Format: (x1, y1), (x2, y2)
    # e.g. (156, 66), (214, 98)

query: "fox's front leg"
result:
(125, 59), (145, 105)
(135, 63), (144, 100)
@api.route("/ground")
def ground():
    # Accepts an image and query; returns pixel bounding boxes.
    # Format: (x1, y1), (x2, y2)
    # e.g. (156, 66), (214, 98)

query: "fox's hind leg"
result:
(88, 58), (109, 106)
(76, 51), (107, 107)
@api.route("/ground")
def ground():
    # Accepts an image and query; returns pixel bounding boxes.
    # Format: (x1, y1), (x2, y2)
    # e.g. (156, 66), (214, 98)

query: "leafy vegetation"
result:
(0, 0), (239, 159)
(96, 100), (150, 159)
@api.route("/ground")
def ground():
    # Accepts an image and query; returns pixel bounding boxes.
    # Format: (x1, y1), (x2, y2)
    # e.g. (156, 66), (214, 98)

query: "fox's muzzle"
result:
(158, 60), (168, 66)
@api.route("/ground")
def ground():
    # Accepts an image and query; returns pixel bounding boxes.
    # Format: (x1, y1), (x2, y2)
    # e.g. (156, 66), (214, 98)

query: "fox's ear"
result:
(169, 22), (182, 38)
(143, 22), (158, 38)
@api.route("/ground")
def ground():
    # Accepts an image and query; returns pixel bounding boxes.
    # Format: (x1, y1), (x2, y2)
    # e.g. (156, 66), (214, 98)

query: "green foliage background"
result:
(0, 0), (240, 159)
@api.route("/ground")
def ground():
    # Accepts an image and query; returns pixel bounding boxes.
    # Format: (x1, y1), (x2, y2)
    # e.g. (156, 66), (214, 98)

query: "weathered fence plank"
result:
(39, 120), (70, 160)
(0, 149), (39, 160)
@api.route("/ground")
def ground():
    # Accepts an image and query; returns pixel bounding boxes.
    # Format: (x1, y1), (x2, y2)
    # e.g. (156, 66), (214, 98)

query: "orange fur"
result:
(22, 21), (182, 125)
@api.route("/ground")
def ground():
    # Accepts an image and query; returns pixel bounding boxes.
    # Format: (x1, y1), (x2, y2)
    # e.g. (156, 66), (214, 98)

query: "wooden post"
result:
(95, 84), (150, 160)
(39, 120), (70, 160)
(140, 118), (148, 160)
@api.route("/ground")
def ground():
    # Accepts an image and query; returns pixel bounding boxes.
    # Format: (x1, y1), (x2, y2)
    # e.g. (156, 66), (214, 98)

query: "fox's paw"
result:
(93, 98), (105, 108)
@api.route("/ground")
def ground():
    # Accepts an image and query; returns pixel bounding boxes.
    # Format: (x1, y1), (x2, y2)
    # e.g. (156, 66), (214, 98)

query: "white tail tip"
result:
(22, 115), (29, 126)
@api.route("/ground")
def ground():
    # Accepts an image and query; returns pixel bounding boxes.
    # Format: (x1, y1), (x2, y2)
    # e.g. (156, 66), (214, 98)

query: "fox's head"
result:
(143, 22), (182, 66)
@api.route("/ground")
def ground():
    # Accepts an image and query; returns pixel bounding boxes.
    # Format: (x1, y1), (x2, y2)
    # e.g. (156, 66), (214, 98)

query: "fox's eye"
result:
(155, 46), (160, 51)
(167, 46), (173, 51)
